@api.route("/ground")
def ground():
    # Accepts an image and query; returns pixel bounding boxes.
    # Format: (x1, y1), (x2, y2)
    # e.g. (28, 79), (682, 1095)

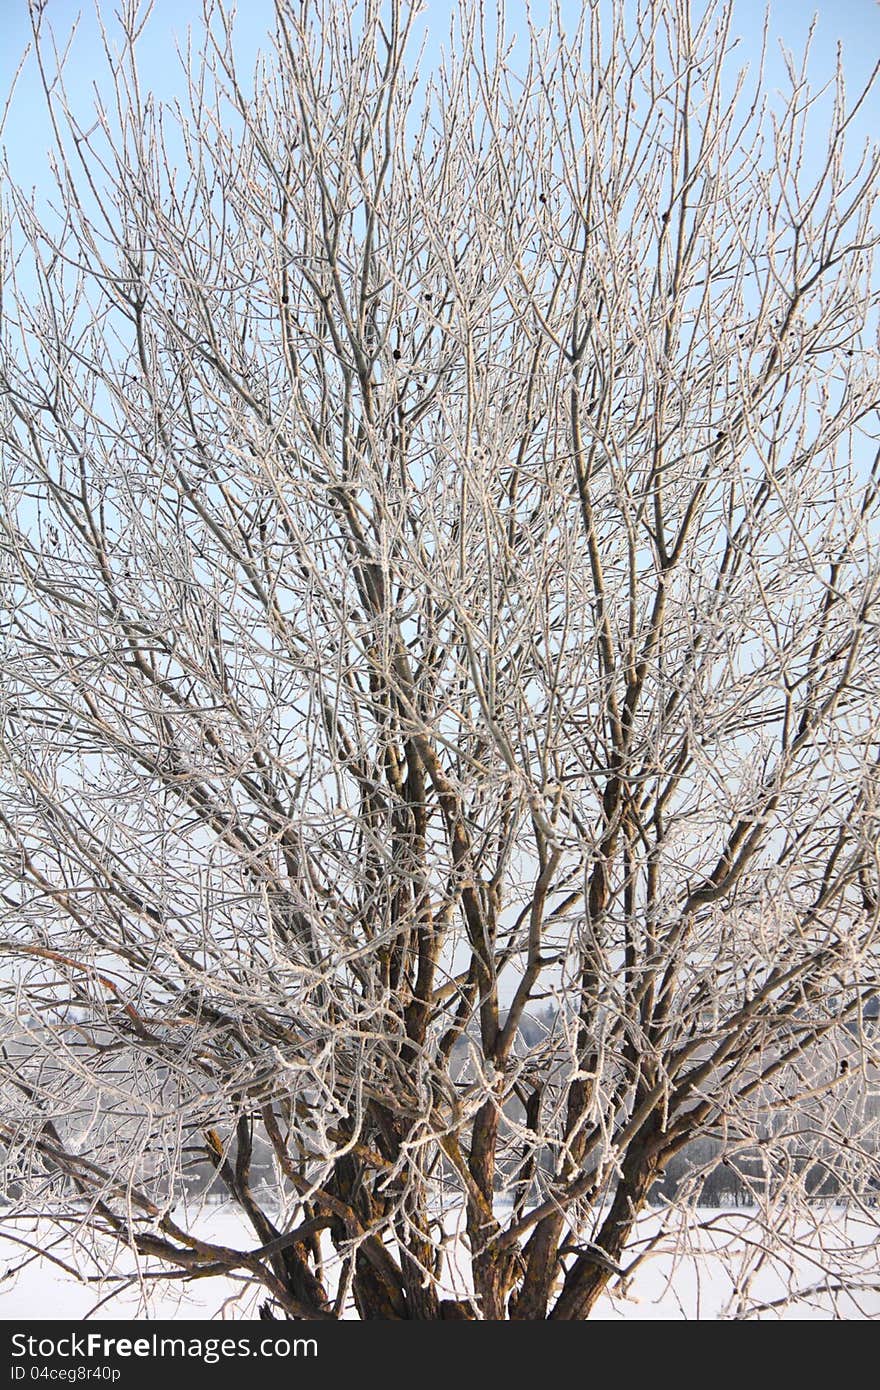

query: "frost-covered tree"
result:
(1, 0), (879, 1319)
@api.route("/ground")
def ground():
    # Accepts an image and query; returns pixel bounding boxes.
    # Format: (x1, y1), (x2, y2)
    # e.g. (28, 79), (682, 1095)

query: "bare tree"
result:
(1, 0), (879, 1320)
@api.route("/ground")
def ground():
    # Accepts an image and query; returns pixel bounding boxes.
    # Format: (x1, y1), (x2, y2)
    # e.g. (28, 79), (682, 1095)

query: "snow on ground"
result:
(0, 1205), (258, 1321)
(1, 1204), (878, 1320)
(588, 1207), (880, 1320)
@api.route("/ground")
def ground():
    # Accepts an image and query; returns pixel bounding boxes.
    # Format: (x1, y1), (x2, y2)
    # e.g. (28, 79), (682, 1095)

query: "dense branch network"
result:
(0, 0), (878, 1319)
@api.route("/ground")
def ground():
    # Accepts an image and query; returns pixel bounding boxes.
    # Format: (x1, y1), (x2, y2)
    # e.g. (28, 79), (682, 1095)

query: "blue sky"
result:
(1, 0), (878, 188)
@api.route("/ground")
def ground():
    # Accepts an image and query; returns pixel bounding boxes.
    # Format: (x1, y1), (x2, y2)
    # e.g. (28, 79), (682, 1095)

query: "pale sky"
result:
(1, 0), (878, 191)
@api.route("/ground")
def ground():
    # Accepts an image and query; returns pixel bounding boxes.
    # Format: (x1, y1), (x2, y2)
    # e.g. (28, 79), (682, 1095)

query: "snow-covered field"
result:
(2, 1205), (878, 1320)
(0, 1205), (256, 1321)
